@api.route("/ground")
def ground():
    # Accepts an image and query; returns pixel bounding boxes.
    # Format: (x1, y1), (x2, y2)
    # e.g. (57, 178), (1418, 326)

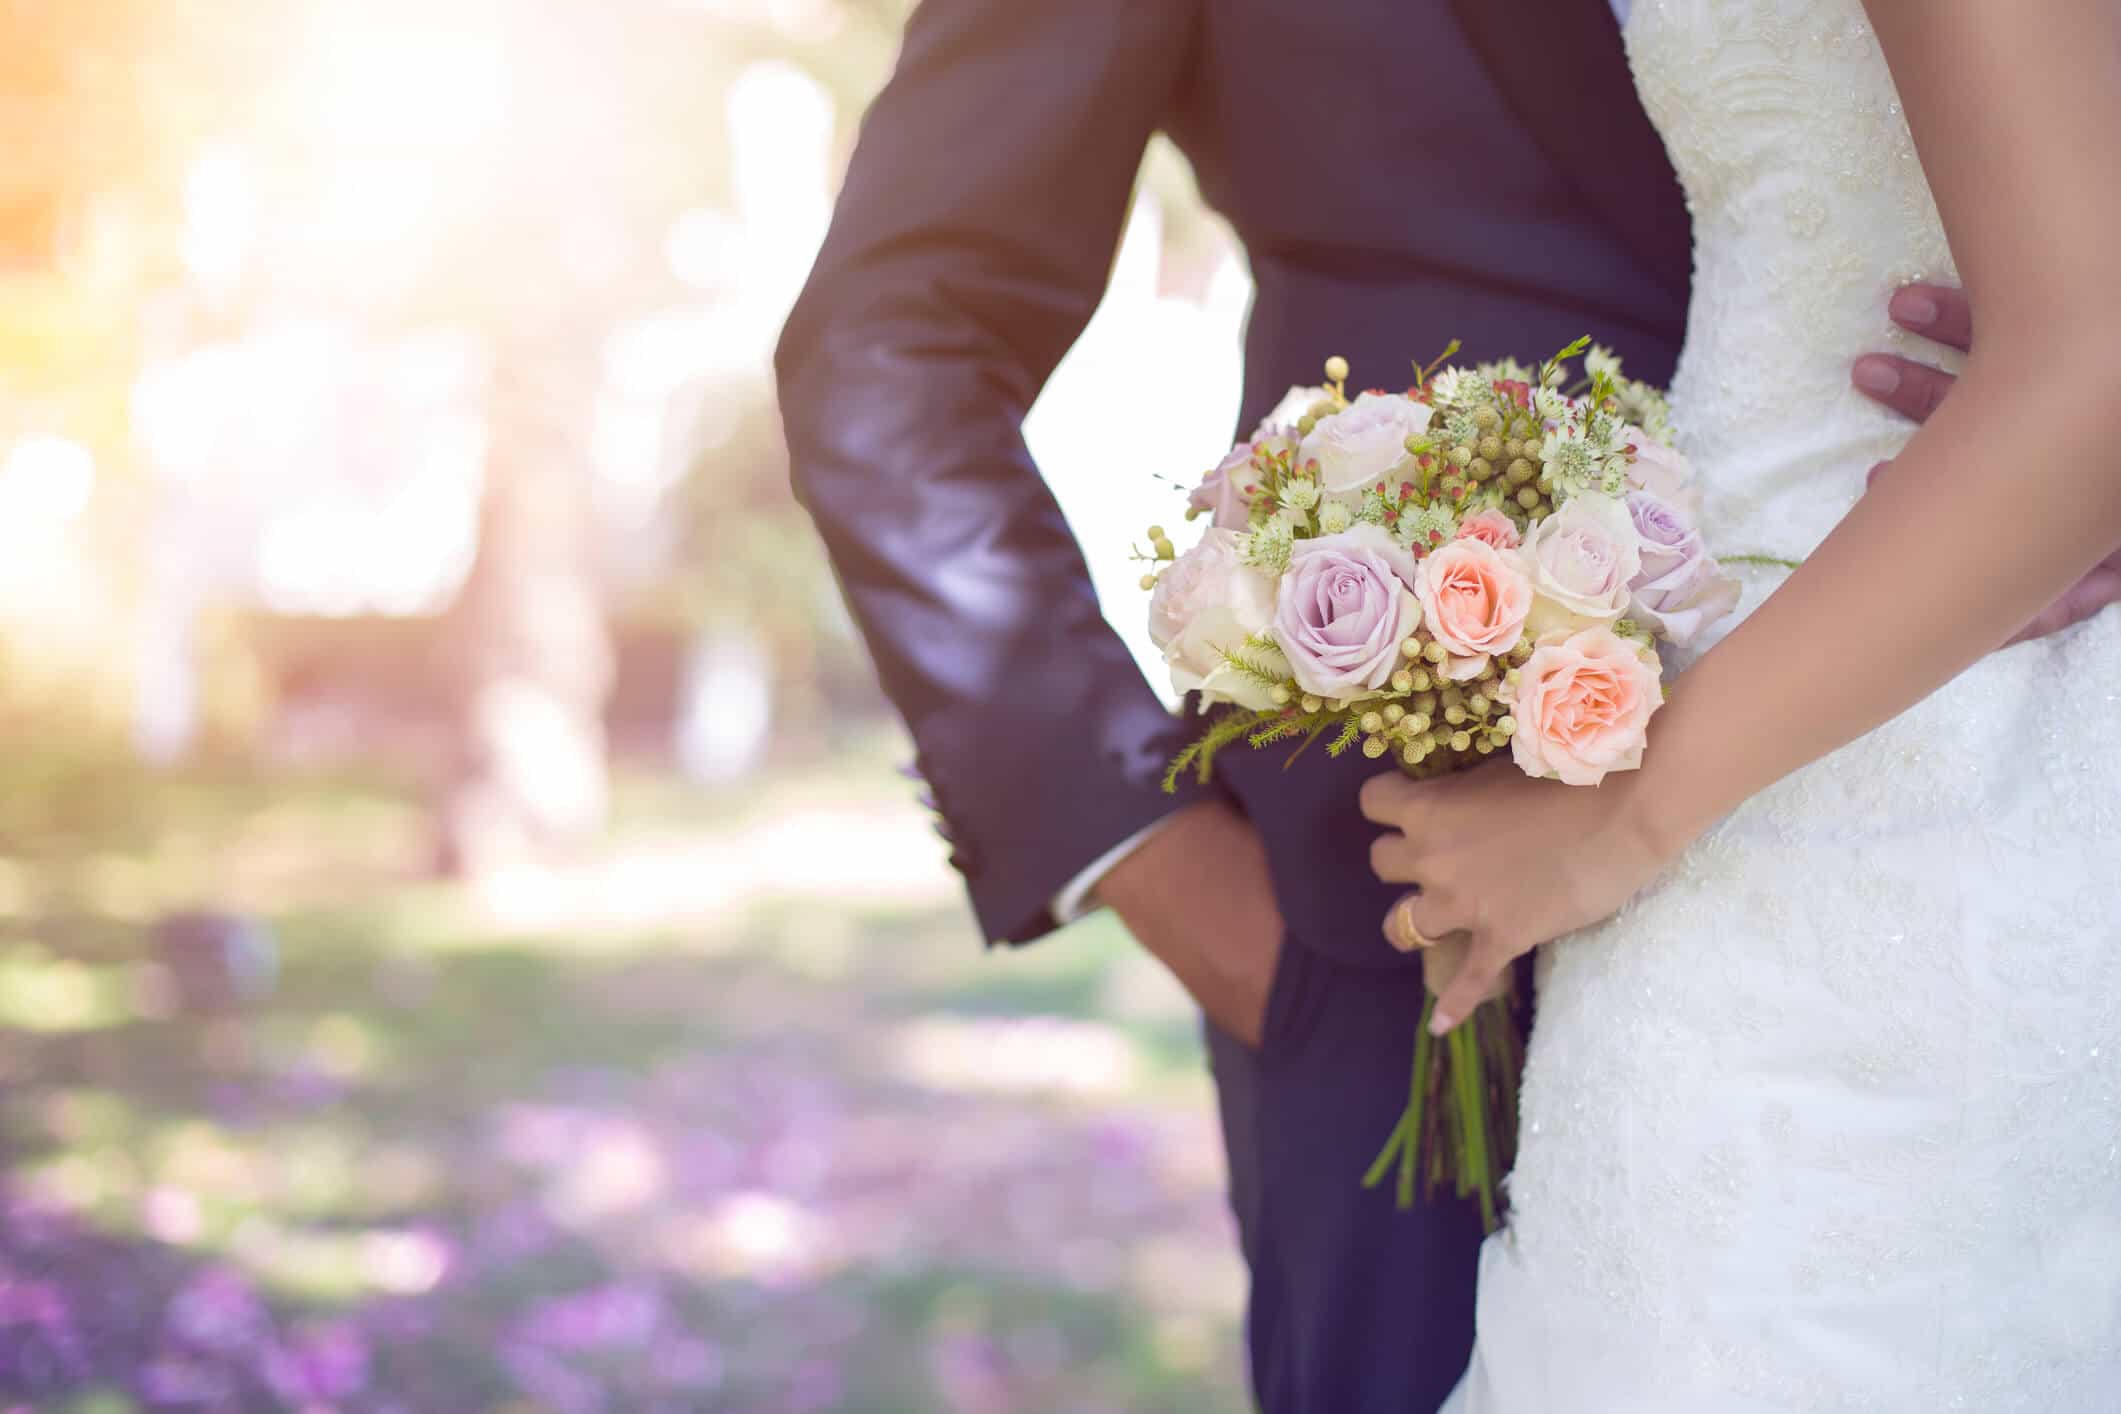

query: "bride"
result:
(1360, 0), (2121, 1408)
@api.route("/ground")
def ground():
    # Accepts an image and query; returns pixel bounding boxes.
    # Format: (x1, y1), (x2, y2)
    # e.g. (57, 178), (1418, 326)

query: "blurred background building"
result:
(1, 1), (1258, 1409)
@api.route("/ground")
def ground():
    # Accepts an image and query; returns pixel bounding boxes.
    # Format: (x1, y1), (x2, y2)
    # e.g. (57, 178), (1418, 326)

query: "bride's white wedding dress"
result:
(1446, 2), (2121, 1409)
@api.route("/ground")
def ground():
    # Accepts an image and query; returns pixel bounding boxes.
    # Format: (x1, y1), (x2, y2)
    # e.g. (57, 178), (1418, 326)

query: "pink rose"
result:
(1623, 428), (1700, 518)
(1455, 507), (1522, 551)
(1625, 491), (1742, 647)
(1509, 626), (1662, 786)
(1189, 443), (1262, 531)
(1414, 539), (1533, 682)
(1272, 524), (1422, 701)
(1521, 493), (1644, 635)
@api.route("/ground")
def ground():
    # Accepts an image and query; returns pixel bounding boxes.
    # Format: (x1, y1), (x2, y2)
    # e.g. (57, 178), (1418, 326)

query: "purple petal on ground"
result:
(166, 1266), (270, 1353)
(472, 1200), (562, 1266)
(785, 1357), (845, 1413)
(0, 1276), (88, 1379)
(139, 1354), (234, 1405)
(501, 1341), (603, 1414)
(648, 1334), (725, 1391)
(515, 1280), (663, 1353)
(260, 1319), (370, 1403)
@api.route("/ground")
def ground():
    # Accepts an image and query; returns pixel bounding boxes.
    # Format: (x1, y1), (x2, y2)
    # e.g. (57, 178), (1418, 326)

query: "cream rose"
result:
(1254, 385), (1333, 440)
(1297, 392), (1433, 501)
(1522, 493), (1644, 636)
(1148, 529), (1284, 710)
(1509, 626), (1663, 786)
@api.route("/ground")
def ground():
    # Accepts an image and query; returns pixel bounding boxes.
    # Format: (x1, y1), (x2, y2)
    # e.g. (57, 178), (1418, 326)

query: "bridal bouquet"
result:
(1138, 339), (1740, 1229)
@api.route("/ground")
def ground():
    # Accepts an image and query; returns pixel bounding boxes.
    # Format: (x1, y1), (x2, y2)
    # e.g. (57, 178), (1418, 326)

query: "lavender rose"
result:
(1297, 392), (1434, 502)
(1623, 427), (1702, 519)
(1189, 433), (1294, 531)
(1189, 443), (1260, 531)
(1271, 523), (1422, 700)
(1626, 491), (1741, 646)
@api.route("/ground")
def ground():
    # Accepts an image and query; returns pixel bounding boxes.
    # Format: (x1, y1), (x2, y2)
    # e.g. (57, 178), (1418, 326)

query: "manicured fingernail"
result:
(1852, 359), (1900, 397)
(1428, 1008), (1457, 1036)
(1890, 290), (1940, 328)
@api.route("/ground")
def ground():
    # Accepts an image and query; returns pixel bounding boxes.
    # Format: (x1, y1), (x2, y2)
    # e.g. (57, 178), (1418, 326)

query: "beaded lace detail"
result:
(1447, 3), (2121, 1409)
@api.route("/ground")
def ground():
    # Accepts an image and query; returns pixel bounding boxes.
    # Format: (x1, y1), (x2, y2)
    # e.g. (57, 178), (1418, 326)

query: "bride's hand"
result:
(1407, 928), (1514, 1011)
(1361, 763), (1678, 1034)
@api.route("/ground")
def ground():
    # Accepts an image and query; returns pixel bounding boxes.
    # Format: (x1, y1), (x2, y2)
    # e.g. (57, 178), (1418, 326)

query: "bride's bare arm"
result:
(1641, 0), (2121, 846)
(1365, 0), (2121, 1030)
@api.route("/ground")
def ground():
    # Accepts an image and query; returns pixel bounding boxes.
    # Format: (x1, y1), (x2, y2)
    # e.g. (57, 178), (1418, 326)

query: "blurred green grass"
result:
(0, 747), (1246, 1412)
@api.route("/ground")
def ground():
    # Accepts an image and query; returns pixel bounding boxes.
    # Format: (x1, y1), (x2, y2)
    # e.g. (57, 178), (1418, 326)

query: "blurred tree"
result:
(0, 0), (269, 766)
(411, 1), (717, 874)
(0, 0), (1229, 849)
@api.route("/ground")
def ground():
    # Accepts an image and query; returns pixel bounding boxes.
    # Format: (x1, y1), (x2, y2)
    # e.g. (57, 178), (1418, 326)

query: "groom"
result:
(774, 1), (2114, 1408)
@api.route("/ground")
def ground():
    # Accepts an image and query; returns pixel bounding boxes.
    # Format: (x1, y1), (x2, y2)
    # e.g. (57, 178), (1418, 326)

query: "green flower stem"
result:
(1401, 1012), (1434, 1208)
(1363, 993), (1518, 1234)
(1363, 997), (1434, 1200)
(1361, 1108), (1411, 1191)
(1721, 553), (1803, 571)
(1453, 1022), (1497, 1232)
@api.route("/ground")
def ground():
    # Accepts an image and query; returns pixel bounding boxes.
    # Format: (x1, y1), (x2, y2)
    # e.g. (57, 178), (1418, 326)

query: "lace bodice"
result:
(1629, 0), (1958, 564)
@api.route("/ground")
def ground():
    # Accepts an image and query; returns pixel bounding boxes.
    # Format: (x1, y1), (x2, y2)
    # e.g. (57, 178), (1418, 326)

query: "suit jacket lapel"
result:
(1448, 0), (1693, 302)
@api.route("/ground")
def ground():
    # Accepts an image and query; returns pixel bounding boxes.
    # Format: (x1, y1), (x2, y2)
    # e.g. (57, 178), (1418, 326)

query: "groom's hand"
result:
(1855, 282), (2121, 644)
(1852, 282), (1975, 423)
(1094, 800), (1285, 1049)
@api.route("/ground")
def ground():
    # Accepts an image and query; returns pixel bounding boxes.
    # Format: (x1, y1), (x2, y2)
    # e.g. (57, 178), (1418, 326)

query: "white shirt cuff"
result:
(1051, 816), (1182, 924)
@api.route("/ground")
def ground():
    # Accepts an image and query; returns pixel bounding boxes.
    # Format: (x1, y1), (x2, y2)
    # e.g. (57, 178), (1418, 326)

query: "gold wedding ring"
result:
(1388, 896), (1433, 953)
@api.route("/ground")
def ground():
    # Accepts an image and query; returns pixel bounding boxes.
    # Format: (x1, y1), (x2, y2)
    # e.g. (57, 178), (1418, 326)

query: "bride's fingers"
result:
(1357, 771), (1418, 827)
(1428, 940), (1515, 1036)
(1368, 829), (1423, 884)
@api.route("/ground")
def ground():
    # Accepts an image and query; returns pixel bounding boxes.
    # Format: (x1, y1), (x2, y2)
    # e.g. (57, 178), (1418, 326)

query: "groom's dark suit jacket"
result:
(777, 0), (1690, 969)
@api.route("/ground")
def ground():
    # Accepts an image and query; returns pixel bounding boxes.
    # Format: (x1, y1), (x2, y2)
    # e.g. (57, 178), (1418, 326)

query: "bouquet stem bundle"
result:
(1361, 990), (1523, 1232)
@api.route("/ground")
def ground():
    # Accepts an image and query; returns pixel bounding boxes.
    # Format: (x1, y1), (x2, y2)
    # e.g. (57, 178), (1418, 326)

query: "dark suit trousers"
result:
(1205, 940), (1488, 1413)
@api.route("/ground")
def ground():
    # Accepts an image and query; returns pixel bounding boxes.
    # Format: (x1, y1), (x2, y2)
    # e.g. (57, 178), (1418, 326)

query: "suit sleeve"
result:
(774, 0), (1208, 946)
